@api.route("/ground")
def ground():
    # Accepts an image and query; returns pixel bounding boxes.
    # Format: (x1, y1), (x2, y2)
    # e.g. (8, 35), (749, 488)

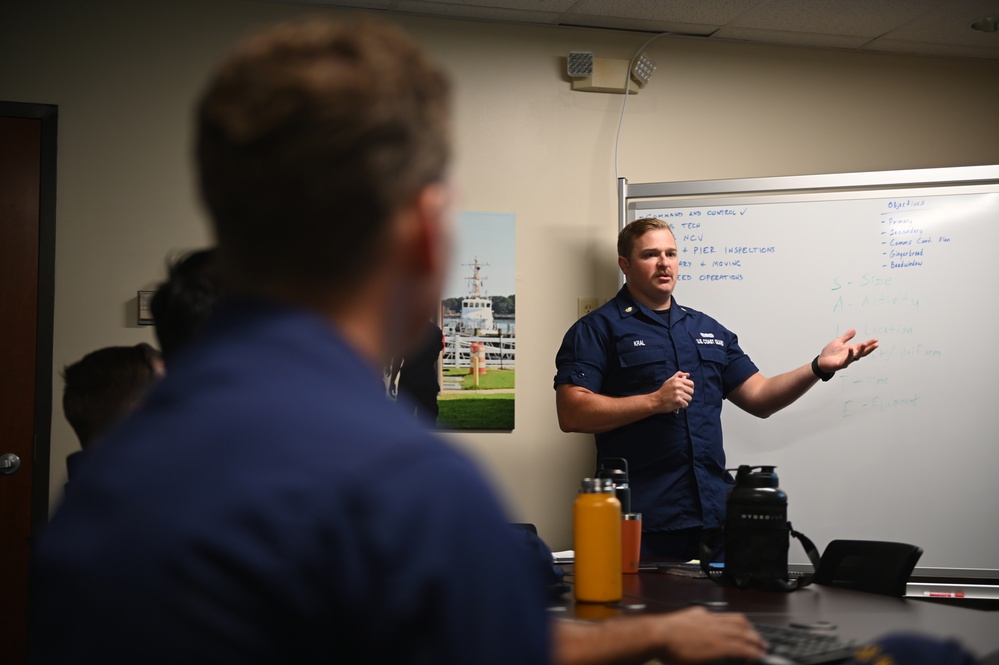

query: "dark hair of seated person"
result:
(61, 342), (164, 450)
(149, 248), (224, 362)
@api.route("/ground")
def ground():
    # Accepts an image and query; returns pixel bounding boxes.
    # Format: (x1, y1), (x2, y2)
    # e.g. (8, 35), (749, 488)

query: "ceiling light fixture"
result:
(567, 51), (593, 78)
(630, 54), (656, 87)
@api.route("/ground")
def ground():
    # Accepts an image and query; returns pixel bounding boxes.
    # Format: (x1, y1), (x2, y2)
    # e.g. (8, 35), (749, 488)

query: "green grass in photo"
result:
(436, 393), (514, 430)
(442, 368), (515, 390)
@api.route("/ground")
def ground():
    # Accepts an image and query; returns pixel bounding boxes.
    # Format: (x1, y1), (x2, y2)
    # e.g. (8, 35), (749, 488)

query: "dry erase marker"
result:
(923, 591), (965, 598)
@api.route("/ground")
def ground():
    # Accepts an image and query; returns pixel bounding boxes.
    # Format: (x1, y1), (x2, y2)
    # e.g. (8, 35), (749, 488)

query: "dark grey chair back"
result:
(814, 540), (923, 597)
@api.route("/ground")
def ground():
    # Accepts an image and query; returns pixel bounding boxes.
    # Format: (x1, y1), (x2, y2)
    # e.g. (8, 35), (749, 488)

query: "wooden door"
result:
(0, 102), (56, 665)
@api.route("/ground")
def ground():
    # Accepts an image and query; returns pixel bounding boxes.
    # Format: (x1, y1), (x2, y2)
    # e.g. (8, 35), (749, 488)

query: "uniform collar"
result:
(614, 285), (688, 326)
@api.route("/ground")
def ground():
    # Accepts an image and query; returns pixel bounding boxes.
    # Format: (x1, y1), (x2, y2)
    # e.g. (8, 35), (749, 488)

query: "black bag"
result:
(700, 465), (821, 592)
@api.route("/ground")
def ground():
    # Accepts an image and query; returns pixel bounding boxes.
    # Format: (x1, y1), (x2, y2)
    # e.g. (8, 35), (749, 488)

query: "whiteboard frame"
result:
(617, 164), (999, 579)
(618, 164), (999, 231)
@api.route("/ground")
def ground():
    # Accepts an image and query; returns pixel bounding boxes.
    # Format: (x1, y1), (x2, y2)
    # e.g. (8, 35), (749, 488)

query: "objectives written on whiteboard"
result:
(880, 198), (952, 270)
(833, 196), (956, 418)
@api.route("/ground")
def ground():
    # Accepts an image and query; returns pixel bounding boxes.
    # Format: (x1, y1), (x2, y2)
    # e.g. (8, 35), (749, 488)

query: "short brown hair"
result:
(617, 217), (673, 258)
(196, 18), (451, 290)
(62, 344), (163, 449)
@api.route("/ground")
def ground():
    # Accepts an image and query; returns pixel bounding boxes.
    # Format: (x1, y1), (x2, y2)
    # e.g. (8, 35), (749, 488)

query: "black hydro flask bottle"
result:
(724, 465), (790, 588)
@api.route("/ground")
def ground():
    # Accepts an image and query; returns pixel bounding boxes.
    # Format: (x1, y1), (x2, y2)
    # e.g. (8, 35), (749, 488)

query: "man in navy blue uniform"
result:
(31, 19), (771, 665)
(555, 217), (878, 561)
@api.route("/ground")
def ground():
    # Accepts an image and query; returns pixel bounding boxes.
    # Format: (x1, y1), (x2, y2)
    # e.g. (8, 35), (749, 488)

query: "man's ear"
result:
(380, 183), (450, 363)
(617, 255), (629, 276)
(404, 182), (450, 276)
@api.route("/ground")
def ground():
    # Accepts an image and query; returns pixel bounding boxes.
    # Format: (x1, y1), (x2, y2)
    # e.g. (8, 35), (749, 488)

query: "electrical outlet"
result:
(577, 297), (600, 318)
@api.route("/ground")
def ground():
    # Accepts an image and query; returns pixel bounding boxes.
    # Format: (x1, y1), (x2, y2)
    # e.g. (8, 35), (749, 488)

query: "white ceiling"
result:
(267, 0), (999, 60)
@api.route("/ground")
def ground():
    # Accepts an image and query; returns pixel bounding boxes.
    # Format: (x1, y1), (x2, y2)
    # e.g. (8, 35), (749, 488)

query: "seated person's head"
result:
(150, 248), (223, 362)
(61, 343), (164, 449)
(194, 18), (452, 351)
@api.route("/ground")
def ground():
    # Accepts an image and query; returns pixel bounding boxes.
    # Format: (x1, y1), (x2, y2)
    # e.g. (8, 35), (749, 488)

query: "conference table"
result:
(553, 567), (999, 661)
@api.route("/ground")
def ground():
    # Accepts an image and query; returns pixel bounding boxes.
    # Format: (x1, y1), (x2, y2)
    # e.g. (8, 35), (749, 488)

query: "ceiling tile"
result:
(730, 0), (949, 37)
(255, 0), (999, 59)
(393, 0), (563, 23)
(879, 0), (999, 46)
(276, 0), (395, 9)
(559, 13), (719, 36)
(568, 0), (764, 25)
(713, 26), (870, 49)
(420, 0), (579, 9)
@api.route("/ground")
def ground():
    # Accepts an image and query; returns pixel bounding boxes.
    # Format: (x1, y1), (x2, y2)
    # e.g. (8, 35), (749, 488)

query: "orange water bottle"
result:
(573, 477), (622, 603)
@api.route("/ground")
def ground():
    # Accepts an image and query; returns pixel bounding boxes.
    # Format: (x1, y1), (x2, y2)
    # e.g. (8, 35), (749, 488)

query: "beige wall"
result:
(2, 0), (997, 549)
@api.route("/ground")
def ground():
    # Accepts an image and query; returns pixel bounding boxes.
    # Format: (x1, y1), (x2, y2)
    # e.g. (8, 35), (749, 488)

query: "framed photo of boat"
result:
(435, 211), (516, 431)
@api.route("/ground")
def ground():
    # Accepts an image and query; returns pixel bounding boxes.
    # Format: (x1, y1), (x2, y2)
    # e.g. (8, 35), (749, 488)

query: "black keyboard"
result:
(753, 623), (858, 665)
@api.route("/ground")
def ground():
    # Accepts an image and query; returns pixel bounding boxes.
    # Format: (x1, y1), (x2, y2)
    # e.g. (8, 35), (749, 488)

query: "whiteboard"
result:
(620, 166), (999, 573)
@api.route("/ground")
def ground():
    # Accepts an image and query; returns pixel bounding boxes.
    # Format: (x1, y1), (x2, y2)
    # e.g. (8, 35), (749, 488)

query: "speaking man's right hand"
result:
(657, 371), (694, 414)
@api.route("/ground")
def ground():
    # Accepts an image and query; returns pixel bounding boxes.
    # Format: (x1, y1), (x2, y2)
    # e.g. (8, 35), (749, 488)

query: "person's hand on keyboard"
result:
(650, 607), (768, 664)
(553, 606), (767, 665)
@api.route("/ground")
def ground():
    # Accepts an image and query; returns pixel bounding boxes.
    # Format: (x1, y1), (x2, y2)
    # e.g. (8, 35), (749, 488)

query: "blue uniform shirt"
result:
(554, 286), (758, 533)
(32, 298), (551, 665)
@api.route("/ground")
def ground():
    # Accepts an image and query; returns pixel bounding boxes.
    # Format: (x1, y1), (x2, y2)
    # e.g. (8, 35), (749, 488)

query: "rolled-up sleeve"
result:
(720, 332), (758, 397)
(553, 319), (607, 394)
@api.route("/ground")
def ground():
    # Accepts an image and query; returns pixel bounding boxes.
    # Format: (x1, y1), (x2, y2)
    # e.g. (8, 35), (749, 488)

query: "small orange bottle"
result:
(573, 478), (622, 603)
